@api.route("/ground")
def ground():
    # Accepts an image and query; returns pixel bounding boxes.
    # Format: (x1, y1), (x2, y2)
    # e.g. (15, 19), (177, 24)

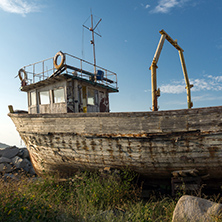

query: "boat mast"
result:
(90, 13), (96, 76)
(83, 11), (102, 81)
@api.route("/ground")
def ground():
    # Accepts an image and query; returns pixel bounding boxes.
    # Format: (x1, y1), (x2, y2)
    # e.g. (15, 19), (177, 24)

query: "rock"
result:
(11, 156), (36, 175)
(11, 156), (32, 170)
(1, 146), (19, 159)
(17, 147), (29, 159)
(23, 148), (30, 159)
(22, 158), (32, 168)
(0, 142), (9, 149)
(17, 148), (24, 158)
(0, 148), (5, 156)
(11, 156), (24, 169)
(0, 146), (36, 178)
(2, 173), (19, 181)
(21, 158), (32, 172)
(172, 195), (222, 222)
(0, 157), (11, 163)
(28, 167), (36, 175)
(0, 163), (13, 173)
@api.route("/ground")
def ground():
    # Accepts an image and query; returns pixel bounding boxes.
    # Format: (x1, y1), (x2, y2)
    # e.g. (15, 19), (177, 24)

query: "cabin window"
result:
(53, 88), (65, 103)
(39, 91), (50, 105)
(30, 91), (36, 106)
(88, 88), (95, 105)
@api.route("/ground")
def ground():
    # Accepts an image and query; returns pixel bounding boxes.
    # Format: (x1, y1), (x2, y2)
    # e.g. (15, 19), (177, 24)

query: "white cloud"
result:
(160, 82), (185, 94)
(152, 0), (188, 13)
(140, 3), (150, 9)
(209, 75), (222, 82)
(159, 75), (222, 94)
(192, 94), (222, 102)
(0, 0), (40, 16)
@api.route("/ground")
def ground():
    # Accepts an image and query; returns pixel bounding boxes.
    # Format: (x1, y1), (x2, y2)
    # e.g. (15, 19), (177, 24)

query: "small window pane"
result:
(53, 88), (65, 103)
(88, 89), (95, 105)
(39, 91), (50, 104)
(30, 91), (36, 106)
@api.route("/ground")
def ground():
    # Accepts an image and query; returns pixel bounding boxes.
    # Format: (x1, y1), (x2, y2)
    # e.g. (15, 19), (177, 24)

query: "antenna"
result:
(83, 10), (102, 80)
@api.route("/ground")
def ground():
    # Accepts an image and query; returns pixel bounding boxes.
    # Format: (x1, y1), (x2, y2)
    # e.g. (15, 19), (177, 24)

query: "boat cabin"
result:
(18, 52), (118, 114)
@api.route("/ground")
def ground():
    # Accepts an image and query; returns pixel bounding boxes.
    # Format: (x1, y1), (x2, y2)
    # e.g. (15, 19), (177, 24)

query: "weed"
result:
(0, 170), (207, 222)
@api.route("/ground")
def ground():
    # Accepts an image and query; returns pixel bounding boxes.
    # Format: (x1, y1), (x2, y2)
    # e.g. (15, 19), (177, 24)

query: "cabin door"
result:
(99, 91), (109, 112)
(82, 86), (87, 113)
(78, 86), (83, 112)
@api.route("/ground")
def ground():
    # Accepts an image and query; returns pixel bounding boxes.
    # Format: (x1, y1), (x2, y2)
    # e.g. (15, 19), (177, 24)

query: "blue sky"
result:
(0, 0), (222, 146)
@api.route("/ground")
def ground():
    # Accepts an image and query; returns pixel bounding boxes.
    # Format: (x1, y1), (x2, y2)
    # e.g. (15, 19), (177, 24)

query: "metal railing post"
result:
(42, 61), (44, 80)
(33, 64), (35, 83)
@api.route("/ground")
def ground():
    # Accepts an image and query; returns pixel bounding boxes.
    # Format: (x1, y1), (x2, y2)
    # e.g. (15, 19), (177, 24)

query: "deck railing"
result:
(20, 53), (118, 90)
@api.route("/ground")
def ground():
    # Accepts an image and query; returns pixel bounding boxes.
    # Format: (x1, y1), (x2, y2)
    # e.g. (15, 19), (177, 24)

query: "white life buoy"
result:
(53, 51), (65, 69)
(18, 68), (27, 81)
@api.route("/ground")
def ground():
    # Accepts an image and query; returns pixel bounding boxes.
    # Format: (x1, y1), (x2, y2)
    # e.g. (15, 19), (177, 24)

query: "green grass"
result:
(0, 170), (194, 221)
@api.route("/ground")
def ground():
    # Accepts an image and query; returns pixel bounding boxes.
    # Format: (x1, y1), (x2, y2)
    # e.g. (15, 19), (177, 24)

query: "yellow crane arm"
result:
(150, 29), (193, 111)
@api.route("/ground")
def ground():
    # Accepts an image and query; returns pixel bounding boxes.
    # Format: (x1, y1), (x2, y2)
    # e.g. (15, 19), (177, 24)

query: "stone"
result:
(0, 142), (9, 149)
(1, 146), (19, 159)
(11, 156), (24, 169)
(172, 195), (222, 222)
(23, 148), (30, 159)
(0, 157), (11, 163)
(17, 148), (24, 158)
(3, 173), (19, 181)
(21, 158), (32, 168)
(17, 148), (29, 159)
(0, 146), (36, 178)
(28, 167), (36, 175)
(0, 163), (13, 173)
(21, 158), (32, 172)
(0, 148), (6, 156)
(0, 163), (5, 172)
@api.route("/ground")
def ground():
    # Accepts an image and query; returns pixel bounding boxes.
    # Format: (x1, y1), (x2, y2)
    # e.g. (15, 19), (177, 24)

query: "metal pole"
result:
(90, 13), (97, 79)
(150, 60), (158, 111)
(33, 64), (35, 83)
(153, 34), (166, 64)
(150, 34), (165, 111)
(178, 50), (193, 109)
(42, 61), (44, 80)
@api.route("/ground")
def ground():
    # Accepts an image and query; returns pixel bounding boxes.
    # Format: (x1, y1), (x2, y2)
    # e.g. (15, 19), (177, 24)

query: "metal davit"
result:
(150, 29), (193, 111)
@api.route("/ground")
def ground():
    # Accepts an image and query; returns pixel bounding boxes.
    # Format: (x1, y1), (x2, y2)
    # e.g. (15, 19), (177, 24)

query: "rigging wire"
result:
(83, 15), (90, 26)
(97, 26), (101, 36)
(82, 26), (85, 59)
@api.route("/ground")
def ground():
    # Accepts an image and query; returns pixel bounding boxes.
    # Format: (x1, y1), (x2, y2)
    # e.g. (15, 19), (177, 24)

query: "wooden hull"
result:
(8, 106), (222, 182)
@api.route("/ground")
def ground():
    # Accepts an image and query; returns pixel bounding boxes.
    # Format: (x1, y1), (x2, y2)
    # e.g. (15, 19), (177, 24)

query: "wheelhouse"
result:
(18, 52), (118, 114)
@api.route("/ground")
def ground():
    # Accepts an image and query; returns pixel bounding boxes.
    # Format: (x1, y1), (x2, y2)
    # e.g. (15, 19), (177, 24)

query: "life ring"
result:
(53, 51), (65, 69)
(18, 68), (27, 81)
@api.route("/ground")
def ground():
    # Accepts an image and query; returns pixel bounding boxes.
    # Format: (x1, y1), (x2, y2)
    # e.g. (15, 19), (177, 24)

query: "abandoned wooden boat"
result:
(8, 29), (222, 187)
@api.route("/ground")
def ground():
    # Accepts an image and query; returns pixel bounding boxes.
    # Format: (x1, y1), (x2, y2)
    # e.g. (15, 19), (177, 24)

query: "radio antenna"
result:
(83, 10), (102, 80)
